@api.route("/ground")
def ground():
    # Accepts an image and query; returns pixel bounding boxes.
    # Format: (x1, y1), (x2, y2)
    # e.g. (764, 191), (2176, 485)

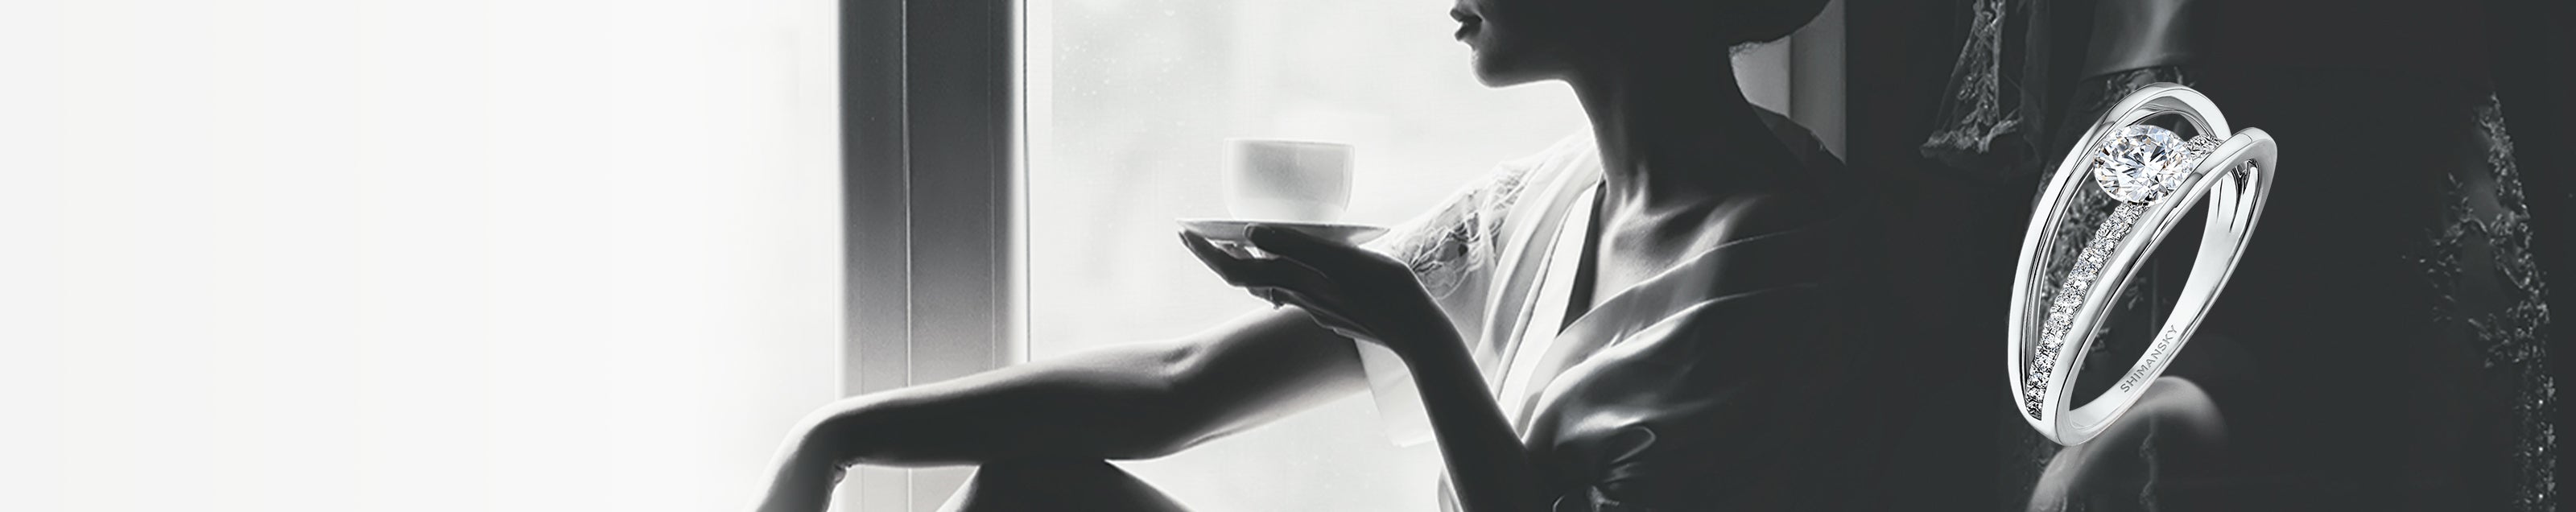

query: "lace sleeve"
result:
(1365, 159), (1538, 300)
(1351, 156), (1548, 448)
(1918, 0), (2034, 179)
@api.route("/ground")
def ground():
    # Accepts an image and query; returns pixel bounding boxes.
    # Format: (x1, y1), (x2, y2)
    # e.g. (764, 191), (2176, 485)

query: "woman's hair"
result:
(1633, 0), (1829, 55)
(1724, 0), (1831, 46)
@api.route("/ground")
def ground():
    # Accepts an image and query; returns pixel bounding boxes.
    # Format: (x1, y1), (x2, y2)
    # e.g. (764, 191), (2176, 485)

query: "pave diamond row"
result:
(2174, 135), (2221, 167)
(2023, 202), (2147, 419)
(2022, 134), (2219, 420)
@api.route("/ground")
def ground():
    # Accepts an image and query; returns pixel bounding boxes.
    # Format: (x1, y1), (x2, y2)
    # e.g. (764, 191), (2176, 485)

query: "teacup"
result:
(1221, 138), (1353, 222)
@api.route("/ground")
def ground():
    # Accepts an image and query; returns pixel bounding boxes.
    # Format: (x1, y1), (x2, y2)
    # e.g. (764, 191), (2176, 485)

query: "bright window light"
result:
(5, 2), (840, 512)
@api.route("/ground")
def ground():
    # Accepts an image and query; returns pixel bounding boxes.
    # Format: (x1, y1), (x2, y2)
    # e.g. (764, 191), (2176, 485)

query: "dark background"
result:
(1843, 0), (2575, 510)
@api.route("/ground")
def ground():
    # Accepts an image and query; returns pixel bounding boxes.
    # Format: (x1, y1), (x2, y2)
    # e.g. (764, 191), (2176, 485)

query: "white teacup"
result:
(1221, 138), (1353, 222)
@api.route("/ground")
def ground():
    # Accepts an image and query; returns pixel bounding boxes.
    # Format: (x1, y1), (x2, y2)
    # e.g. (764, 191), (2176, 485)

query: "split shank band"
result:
(2008, 83), (2277, 445)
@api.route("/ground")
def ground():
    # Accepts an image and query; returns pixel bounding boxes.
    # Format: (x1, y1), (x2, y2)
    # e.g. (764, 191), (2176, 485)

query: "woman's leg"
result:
(935, 458), (1193, 512)
(749, 416), (1193, 512)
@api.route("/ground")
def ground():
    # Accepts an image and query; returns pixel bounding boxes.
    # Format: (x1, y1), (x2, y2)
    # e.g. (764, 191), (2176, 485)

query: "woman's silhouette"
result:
(749, 0), (1891, 510)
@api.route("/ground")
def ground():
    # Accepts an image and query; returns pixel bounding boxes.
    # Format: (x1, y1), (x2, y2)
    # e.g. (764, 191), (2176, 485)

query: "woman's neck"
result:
(1567, 57), (1802, 214)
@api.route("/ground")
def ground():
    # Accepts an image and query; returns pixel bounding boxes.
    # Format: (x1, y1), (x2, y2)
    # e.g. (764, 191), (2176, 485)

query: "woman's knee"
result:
(940, 458), (1191, 512)
(786, 397), (880, 466)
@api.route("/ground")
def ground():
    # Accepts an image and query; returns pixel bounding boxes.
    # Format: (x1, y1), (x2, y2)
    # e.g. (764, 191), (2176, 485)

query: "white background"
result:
(2, 2), (843, 511)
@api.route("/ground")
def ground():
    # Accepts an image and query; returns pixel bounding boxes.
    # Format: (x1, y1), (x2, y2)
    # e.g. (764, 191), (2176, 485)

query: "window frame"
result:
(842, 0), (1026, 510)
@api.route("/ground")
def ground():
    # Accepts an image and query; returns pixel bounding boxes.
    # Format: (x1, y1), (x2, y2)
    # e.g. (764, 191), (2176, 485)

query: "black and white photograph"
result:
(9, 1), (2574, 511)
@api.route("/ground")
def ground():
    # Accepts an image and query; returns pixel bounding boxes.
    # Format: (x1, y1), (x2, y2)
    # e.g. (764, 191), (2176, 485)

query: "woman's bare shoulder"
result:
(1715, 191), (1830, 238)
(1674, 188), (1838, 262)
(1670, 188), (1863, 294)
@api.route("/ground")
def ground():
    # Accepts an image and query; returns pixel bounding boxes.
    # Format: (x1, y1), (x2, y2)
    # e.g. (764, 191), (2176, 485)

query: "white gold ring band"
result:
(2008, 83), (2279, 446)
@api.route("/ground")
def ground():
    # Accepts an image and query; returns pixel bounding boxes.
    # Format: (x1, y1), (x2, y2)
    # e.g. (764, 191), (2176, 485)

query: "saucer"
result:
(1177, 219), (1389, 246)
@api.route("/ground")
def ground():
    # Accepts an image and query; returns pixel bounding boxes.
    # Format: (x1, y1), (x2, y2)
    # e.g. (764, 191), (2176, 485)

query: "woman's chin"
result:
(1469, 59), (1546, 88)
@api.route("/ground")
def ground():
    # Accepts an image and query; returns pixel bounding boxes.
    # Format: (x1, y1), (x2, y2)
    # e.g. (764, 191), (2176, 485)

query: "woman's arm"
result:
(1392, 324), (1552, 512)
(750, 307), (1369, 512)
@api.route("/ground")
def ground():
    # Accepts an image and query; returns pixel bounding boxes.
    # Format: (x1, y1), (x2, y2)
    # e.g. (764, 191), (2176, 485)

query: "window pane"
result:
(1027, 1), (1585, 510)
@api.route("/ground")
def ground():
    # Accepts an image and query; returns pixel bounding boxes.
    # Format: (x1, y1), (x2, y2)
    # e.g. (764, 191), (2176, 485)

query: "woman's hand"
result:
(1179, 225), (1460, 360)
(1184, 225), (1550, 512)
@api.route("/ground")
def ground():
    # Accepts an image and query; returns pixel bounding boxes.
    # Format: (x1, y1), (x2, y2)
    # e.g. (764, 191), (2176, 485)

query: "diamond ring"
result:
(2008, 83), (2278, 445)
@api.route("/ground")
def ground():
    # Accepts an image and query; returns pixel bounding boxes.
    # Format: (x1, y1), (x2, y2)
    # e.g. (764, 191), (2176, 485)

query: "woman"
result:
(750, 0), (1888, 510)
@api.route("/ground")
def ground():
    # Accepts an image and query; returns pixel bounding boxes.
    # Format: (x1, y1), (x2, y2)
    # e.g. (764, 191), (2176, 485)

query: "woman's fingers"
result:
(1261, 287), (1373, 341)
(1245, 225), (1375, 276)
(1183, 229), (1379, 341)
(1181, 231), (1340, 300)
(1179, 232), (1270, 286)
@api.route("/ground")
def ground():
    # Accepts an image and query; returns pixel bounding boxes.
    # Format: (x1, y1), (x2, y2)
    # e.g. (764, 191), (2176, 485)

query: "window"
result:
(848, 1), (1842, 510)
